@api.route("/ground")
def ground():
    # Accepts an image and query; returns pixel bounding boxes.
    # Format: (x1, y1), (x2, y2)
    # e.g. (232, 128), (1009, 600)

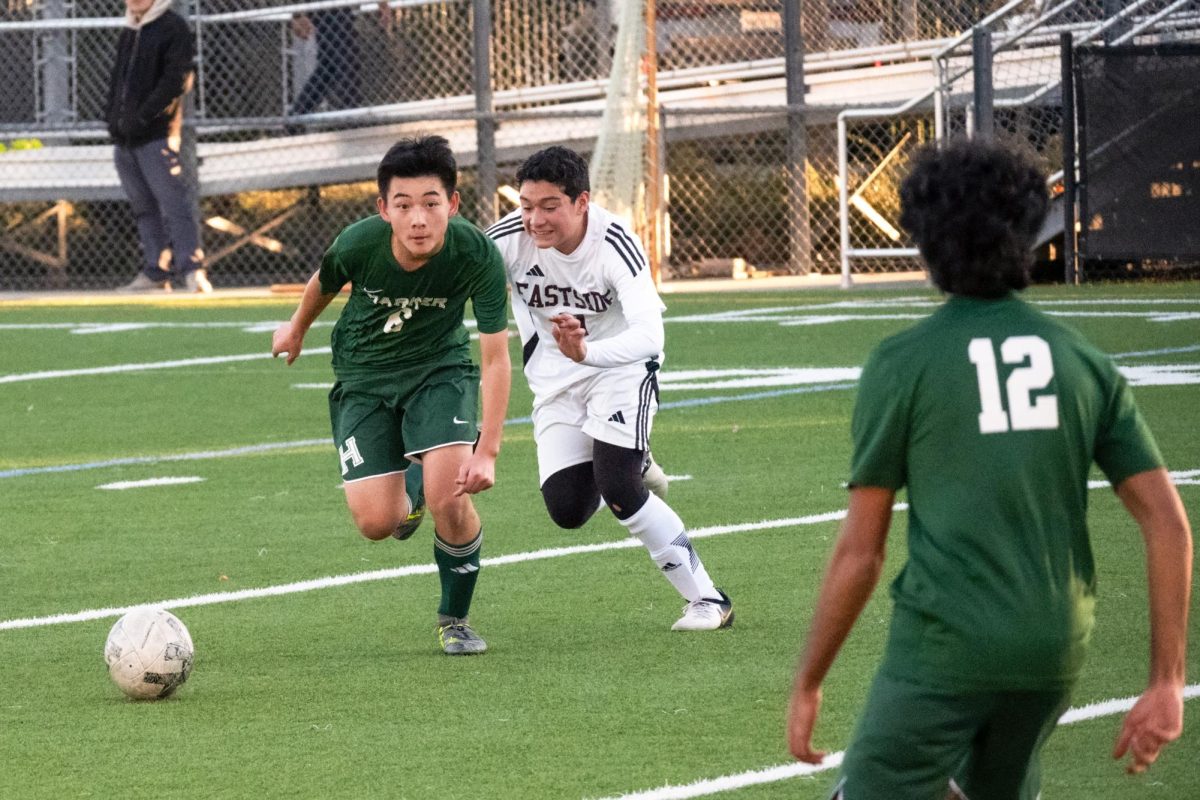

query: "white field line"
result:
(593, 687), (1200, 800)
(1, 384), (856, 480)
(3, 365), (1195, 479)
(0, 347), (331, 384)
(97, 476), (204, 490)
(1, 300), (1195, 334)
(593, 754), (847, 800)
(1, 465), (1191, 627)
(0, 509), (853, 632)
(6, 351), (1197, 390)
(1089, 469), (1200, 489)
(1111, 344), (1200, 359)
(0, 326), (509, 384)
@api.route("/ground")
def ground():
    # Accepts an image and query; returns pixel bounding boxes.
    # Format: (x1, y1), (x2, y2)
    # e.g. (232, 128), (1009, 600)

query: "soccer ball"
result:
(104, 607), (194, 700)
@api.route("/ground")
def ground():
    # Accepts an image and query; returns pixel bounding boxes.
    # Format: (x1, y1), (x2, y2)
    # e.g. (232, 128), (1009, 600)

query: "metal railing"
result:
(835, 0), (1200, 286)
(11, 1), (1188, 290)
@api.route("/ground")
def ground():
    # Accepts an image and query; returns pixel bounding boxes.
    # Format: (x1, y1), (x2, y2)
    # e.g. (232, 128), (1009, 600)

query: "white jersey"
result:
(486, 204), (666, 401)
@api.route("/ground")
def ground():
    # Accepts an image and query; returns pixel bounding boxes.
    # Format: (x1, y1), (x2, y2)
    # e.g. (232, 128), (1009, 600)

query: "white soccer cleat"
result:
(671, 589), (734, 631)
(185, 268), (213, 294)
(118, 273), (171, 293)
(642, 453), (669, 500)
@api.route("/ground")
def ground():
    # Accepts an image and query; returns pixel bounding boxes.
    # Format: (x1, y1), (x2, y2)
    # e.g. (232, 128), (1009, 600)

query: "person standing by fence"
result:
(106, 0), (210, 293)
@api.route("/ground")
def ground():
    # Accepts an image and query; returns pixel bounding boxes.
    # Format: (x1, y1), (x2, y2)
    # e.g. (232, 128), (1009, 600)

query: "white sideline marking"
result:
(593, 687), (1200, 800)
(0, 348), (331, 384)
(1112, 344), (1200, 359)
(6, 346), (1195, 389)
(659, 367), (863, 390)
(96, 476), (204, 490)
(3, 465), (1195, 630)
(0, 438), (331, 480)
(0, 508), (853, 632)
(0, 320), (482, 334)
(1118, 363), (1200, 386)
(0, 322), (314, 333)
(593, 754), (847, 800)
(0, 326), (509, 384)
(285, 369), (870, 393)
(1089, 469), (1200, 489)
(0, 386), (849, 480)
(1059, 684), (1200, 724)
(668, 304), (1200, 327)
(288, 363), (1200, 394)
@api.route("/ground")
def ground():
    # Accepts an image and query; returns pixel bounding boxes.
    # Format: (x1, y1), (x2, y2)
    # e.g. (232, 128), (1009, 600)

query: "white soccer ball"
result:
(104, 607), (194, 700)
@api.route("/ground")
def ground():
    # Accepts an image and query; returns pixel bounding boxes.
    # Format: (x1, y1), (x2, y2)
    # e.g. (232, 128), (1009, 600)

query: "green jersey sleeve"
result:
(1093, 368), (1164, 487)
(470, 239), (509, 335)
(317, 236), (350, 295)
(849, 345), (911, 490)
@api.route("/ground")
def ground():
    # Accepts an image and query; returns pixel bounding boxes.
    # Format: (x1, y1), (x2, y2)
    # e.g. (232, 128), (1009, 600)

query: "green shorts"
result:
(834, 670), (1072, 800)
(328, 358), (480, 483)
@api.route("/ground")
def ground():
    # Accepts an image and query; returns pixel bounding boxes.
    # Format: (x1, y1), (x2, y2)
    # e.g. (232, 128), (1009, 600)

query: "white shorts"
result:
(532, 362), (660, 486)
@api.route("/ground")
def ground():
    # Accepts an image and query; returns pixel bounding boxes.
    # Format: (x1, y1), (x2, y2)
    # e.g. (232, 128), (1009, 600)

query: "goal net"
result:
(589, 0), (648, 231)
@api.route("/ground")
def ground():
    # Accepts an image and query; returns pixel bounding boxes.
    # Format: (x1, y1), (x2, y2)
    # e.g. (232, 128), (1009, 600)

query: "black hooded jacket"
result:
(104, 10), (195, 147)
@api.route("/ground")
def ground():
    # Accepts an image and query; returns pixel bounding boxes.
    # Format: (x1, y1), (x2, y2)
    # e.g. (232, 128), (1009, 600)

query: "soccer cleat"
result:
(391, 504), (425, 540)
(392, 487), (426, 540)
(118, 273), (171, 293)
(671, 589), (734, 631)
(185, 268), (213, 294)
(642, 453), (669, 500)
(437, 618), (488, 655)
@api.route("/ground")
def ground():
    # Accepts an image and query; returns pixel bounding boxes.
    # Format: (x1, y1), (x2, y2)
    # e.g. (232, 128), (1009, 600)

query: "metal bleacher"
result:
(8, 0), (1195, 285)
(0, 33), (1018, 203)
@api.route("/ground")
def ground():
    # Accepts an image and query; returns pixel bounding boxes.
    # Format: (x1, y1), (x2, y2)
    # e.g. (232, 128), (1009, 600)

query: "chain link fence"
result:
(2, 0), (1198, 289)
(837, 0), (1200, 282)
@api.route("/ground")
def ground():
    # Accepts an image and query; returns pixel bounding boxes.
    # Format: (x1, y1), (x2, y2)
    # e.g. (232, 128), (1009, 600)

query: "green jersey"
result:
(318, 214), (509, 379)
(851, 293), (1162, 690)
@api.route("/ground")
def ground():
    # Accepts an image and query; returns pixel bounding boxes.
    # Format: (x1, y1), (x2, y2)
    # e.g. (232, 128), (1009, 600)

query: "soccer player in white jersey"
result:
(487, 146), (733, 631)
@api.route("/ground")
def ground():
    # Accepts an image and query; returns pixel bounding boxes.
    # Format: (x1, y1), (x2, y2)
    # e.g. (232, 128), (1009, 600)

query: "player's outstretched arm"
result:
(788, 486), (894, 764)
(455, 329), (511, 496)
(1112, 468), (1192, 774)
(271, 271), (338, 366)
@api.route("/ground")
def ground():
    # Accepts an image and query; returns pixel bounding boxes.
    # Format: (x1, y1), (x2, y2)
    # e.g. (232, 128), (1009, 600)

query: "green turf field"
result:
(1, 284), (1197, 799)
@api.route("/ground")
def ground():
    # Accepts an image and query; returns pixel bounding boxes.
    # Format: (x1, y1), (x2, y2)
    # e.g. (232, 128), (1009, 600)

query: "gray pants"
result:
(114, 138), (203, 282)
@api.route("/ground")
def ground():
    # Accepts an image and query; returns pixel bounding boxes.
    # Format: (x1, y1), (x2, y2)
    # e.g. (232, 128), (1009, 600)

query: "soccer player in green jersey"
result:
(271, 136), (511, 655)
(786, 139), (1192, 798)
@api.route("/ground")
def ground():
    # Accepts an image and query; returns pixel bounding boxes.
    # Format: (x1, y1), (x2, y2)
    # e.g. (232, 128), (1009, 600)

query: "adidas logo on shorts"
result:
(607, 411), (626, 424)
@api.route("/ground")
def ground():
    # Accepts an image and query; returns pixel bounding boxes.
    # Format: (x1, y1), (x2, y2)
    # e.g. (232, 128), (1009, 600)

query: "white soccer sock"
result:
(619, 494), (718, 602)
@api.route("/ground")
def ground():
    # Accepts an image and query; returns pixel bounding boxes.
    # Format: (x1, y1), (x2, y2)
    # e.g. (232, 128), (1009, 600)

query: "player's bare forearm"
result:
(272, 272), (337, 365)
(1117, 468), (1192, 687)
(788, 488), (892, 764)
(292, 271), (338, 332)
(1111, 468), (1191, 774)
(793, 487), (894, 693)
(476, 330), (511, 459)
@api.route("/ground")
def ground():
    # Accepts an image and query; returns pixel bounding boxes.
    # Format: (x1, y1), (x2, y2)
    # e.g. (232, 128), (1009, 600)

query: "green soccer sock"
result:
(434, 529), (481, 620)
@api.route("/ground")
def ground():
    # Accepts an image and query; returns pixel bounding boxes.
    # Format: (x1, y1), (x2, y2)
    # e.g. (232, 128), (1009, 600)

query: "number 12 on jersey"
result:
(967, 336), (1059, 434)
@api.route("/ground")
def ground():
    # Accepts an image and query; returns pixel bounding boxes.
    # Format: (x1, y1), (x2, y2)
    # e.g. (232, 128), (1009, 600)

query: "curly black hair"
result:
(516, 146), (590, 200)
(377, 135), (457, 199)
(899, 138), (1048, 298)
